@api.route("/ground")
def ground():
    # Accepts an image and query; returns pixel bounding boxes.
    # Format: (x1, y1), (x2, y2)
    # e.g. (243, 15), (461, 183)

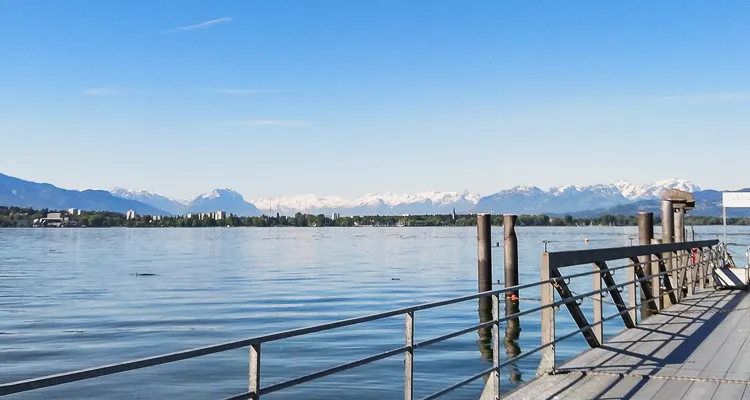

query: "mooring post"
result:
(661, 200), (676, 305)
(504, 214), (519, 299)
(638, 212), (655, 318)
(476, 213), (494, 362)
(477, 213), (492, 293)
(503, 215), (521, 384)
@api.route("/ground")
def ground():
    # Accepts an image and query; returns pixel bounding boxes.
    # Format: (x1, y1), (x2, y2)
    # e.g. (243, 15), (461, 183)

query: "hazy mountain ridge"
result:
(0, 174), (165, 215)
(1, 172), (741, 218)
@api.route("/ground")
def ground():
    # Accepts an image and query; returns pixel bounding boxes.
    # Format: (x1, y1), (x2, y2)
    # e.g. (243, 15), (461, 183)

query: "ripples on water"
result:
(0, 226), (745, 399)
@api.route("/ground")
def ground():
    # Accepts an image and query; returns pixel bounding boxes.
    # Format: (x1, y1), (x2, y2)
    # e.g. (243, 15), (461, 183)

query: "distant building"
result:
(35, 212), (66, 227)
(331, 212), (341, 220)
(126, 210), (137, 220)
(187, 213), (194, 219)
(216, 210), (226, 220)
(68, 208), (82, 216)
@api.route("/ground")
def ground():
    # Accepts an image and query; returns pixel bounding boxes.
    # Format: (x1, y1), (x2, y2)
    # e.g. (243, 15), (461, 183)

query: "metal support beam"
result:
(550, 266), (601, 348)
(655, 253), (679, 306)
(595, 261), (636, 329)
(638, 213), (655, 319)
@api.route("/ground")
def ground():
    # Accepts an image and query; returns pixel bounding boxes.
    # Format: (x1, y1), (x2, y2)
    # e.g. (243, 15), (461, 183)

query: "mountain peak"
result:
(199, 188), (241, 200)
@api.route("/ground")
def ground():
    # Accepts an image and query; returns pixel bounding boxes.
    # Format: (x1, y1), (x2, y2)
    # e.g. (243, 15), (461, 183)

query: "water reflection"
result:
(477, 297), (523, 384)
(477, 296), (493, 360)
(504, 300), (522, 384)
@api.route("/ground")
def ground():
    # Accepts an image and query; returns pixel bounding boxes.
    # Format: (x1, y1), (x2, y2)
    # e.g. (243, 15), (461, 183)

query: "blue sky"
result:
(1, 1), (749, 199)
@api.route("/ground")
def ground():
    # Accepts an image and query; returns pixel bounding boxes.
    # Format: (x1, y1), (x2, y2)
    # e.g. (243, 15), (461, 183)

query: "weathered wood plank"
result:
(711, 383), (747, 399)
(680, 382), (719, 400)
(505, 290), (750, 400)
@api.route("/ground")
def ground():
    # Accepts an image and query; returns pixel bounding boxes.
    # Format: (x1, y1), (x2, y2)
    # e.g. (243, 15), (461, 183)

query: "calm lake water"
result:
(1, 226), (748, 399)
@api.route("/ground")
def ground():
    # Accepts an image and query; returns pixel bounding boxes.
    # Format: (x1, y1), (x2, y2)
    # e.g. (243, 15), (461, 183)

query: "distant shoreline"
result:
(1, 206), (748, 228)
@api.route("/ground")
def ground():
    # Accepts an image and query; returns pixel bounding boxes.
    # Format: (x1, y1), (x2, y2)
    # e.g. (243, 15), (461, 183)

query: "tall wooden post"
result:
(661, 200), (675, 305)
(504, 214), (519, 298)
(477, 214), (493, 361)
(503, 215), (521, 384)
(477, 213), (492, 293)
(638, 212), (655, 318)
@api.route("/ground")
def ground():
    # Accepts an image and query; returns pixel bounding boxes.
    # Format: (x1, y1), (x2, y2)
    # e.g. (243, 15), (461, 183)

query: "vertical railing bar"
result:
(405, 311), (414, 400)
(537, 253), (555, 376)
(492, 293), (500, 399)
(698, 248), (705, 292)
(627, 257), (637, 324)
(592, 264), (603, 343)
(249, 344), (261, 400)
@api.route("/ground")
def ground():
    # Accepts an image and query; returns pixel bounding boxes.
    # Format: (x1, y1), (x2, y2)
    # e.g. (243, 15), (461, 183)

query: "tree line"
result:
(2, 206), (750, 228)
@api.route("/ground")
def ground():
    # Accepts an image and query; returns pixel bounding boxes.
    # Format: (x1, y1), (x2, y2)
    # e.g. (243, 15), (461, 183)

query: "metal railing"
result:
(1, 280), (555, 399)
(536, 239), (721, 375)
(0, 239), (724, 399)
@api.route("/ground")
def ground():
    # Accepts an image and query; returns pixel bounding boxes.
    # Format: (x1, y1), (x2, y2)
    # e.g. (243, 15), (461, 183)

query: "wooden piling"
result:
(504, 214), (519, 299)
(661, 200), (676, 302)
(477, 213), (492, 293)
(638, 212), (655, 319)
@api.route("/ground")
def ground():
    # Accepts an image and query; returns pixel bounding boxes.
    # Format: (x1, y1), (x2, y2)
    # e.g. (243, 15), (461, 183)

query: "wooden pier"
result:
(505, 289), (750, 400)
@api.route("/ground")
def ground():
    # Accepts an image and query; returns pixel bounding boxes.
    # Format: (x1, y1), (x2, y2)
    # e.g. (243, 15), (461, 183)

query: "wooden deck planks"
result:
(504, 289), (750, 400)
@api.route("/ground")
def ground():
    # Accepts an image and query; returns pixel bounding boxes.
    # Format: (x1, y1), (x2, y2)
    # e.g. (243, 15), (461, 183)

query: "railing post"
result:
(477, 214), (492, 294)
(627, 258), (637, 324)
(592, 264), (603, 343)
(651, 239), (664, 311)
(249, 344), (261, 400)
(698, 248), (705, 291)
(661, 200), (675, 305)
(708, 247), (715, 288)
(638, 213), (655, 319)
(405, 311), (414, 400)
(492, 293), (501, 399)
(537, 252), (555, 376)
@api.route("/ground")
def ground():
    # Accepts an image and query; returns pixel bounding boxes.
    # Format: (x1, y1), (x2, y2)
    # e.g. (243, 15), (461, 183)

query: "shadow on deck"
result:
(505, 289), (750, 400)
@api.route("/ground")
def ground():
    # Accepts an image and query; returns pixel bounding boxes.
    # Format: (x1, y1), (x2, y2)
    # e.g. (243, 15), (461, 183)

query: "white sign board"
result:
(723, 192), (750, 208)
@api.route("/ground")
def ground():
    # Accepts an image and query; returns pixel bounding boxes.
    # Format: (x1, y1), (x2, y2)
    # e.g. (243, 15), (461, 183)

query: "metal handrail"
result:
(537, 240), (722, 376)
(0, 279), (553, 398)
(1, 240), (724, 399)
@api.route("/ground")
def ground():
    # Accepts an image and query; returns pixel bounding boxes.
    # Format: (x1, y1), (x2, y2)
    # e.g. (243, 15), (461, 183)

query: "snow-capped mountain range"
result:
(6, 172), (739, 217)
(108, 178), (701, 216)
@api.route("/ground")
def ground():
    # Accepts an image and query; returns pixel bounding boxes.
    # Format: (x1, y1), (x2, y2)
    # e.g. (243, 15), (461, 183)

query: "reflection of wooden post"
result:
(477, 295), (493, 361)
(638, 212), (654, 319)
(504, 300), (522, 384)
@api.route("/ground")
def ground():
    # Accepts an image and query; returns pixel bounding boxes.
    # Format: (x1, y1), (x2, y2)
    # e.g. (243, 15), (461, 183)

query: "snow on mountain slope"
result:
(110, 188), (190, 215)
(254, 191), (481, 216)
(109, 179), (699, 216)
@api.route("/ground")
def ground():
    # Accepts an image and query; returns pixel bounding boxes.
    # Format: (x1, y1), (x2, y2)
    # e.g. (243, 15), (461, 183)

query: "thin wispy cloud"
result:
(83, 86), (126, 96)
(166, 17), (233, 33)
(227, 119), (312, 127)
(645, 92), (750, 104)
(212, 89), (281, 95)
